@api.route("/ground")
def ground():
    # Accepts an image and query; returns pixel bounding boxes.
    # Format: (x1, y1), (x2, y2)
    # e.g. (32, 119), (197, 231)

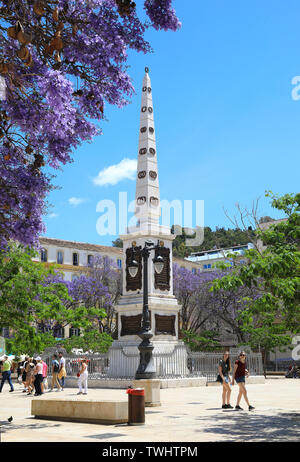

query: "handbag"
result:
(216, 374), (223, 383)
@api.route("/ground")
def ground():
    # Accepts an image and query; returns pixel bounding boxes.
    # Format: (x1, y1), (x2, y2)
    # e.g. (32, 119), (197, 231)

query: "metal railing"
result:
(43, 347), (263, 382)
(187, 351), (264, 382)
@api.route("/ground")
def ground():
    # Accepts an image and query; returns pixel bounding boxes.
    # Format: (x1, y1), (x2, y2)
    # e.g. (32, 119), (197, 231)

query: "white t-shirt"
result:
(59, 357), (65, 368)
(35, 362), (43, 375)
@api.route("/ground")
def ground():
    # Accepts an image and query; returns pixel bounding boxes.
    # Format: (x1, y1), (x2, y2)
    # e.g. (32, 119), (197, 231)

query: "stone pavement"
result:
(0, 379), (300, 442)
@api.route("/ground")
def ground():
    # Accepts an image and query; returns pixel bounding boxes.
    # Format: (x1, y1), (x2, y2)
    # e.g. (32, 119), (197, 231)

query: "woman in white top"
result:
(77, 359), (88, 395)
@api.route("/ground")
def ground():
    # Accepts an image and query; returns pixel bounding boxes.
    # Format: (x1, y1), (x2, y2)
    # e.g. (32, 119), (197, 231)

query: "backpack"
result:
(53, 360), (59, 373)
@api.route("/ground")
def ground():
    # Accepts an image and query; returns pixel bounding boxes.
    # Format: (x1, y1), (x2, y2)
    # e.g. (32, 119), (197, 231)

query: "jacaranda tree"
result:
(0, 0), (181, 249)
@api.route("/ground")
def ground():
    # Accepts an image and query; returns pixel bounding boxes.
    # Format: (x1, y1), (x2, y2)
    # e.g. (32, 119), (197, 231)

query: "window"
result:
(57, 251), (63, 265)
(87, 254), (94, 265)
(53, 324), (64, 339)
(203, 264), (211, 269)
(192, 268), (196, 274)
(117, 258), (122, 269)
(73, 252), (79, 266)
(69, 327), (80, 337)
(41, 248), (47, 262)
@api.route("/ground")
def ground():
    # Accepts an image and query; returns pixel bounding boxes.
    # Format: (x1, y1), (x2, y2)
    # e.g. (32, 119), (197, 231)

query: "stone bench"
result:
(31, 398), (128, 425)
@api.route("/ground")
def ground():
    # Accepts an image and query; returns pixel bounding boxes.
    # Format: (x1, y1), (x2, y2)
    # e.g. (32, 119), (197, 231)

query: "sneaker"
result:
(9, 390), (14, 392)
(56, 389), (61, 392)
(222, 404), (227, 409)
(235, 405), (243, 410)
(226, 404), (234, 409)
(249, 405), (255, 411)
(83, 392), (88, 395)
(77, 392), (82, 395)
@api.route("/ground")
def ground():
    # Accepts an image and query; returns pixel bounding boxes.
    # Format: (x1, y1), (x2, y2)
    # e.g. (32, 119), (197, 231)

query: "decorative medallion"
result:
(139, 147), (147, 155)
(140, 127), (147, 133)
(138, 171), (146, 179)
(149, 147), (156, 155)
(141, 106), (147, 112)
(149, 171), (157, 179)
(137, 196), (146, 205)
(150, 196), (159, 206)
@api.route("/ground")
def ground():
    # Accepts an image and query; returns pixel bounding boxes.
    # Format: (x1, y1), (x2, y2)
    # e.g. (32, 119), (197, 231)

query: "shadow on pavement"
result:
(0, 419), (61, 437)
(194, 411), (300, 441)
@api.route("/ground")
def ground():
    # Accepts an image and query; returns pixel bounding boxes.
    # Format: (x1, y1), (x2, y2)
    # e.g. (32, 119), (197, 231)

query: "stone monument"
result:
(108, 68), (188, 379)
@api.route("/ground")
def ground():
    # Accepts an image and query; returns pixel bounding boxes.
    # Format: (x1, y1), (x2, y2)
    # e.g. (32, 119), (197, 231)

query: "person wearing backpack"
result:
(49, 354), (61, 392)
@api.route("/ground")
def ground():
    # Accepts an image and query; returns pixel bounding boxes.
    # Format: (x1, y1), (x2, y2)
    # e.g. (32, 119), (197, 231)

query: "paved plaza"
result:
(0, 378), (299, 442)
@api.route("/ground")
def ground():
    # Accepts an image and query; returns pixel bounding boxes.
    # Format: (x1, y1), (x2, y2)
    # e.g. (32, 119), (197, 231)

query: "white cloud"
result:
(68, 197), (87, 206)
(48, 212), (58, 218)
(93, 158), (137, 186)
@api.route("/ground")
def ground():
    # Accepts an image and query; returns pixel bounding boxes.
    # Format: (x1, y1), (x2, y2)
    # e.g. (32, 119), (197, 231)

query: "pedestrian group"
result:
(218, 350), (255, 411)
(0, 352), (89, 396)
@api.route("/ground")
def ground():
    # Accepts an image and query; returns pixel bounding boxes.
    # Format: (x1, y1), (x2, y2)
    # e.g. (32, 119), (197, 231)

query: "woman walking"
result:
(231, 351), (255, 411)
(77, 359), (88, 395)
(218, 351), (233, 409)
(33, 357), (43, 396)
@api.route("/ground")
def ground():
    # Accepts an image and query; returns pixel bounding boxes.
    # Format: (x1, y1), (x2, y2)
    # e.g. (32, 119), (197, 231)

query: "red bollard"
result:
(126, 388), (145, 426)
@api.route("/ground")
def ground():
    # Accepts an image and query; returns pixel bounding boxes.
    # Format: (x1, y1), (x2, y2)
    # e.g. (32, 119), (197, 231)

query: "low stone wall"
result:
(49, 375), (265, 389)
(59, 376), (207, 389)
(31, 398), (128, 424)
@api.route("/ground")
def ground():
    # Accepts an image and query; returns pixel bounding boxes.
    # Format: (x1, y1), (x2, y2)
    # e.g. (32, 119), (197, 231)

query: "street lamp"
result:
(128, 240), (164, 379)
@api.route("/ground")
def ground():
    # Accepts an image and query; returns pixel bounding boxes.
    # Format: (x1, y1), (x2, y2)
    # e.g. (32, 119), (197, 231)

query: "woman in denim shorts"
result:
(231, 351), (255, 411)
(218, 351), (233, 409)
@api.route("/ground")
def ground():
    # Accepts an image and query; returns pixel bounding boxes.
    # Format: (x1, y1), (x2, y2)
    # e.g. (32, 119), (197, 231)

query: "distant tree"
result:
(62, 329), (113, 354)
(112, 238), (123, 248)
(212, 192), (300, 369)
(171, 225), (256, 258)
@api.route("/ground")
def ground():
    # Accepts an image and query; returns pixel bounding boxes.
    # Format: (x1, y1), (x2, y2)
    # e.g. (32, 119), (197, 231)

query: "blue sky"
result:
(43, 0), (300, 247)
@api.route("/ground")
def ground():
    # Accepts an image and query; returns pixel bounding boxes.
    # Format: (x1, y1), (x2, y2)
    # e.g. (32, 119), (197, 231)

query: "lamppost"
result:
(128, 240), (164, 379)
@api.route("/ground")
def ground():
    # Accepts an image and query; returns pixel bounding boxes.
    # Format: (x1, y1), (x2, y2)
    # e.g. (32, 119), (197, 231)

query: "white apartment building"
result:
(186, 243), (255, 270)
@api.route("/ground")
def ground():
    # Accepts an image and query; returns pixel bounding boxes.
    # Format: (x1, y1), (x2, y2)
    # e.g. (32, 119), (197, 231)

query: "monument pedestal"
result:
(132, 379), (161, 407)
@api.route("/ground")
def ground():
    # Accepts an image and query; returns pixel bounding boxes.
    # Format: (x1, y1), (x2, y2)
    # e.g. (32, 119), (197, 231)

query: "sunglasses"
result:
(240, 354), (246, 357)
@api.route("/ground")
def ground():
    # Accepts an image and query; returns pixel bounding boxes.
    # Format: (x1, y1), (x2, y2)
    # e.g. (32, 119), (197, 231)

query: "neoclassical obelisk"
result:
(108, 68), (186, 378)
